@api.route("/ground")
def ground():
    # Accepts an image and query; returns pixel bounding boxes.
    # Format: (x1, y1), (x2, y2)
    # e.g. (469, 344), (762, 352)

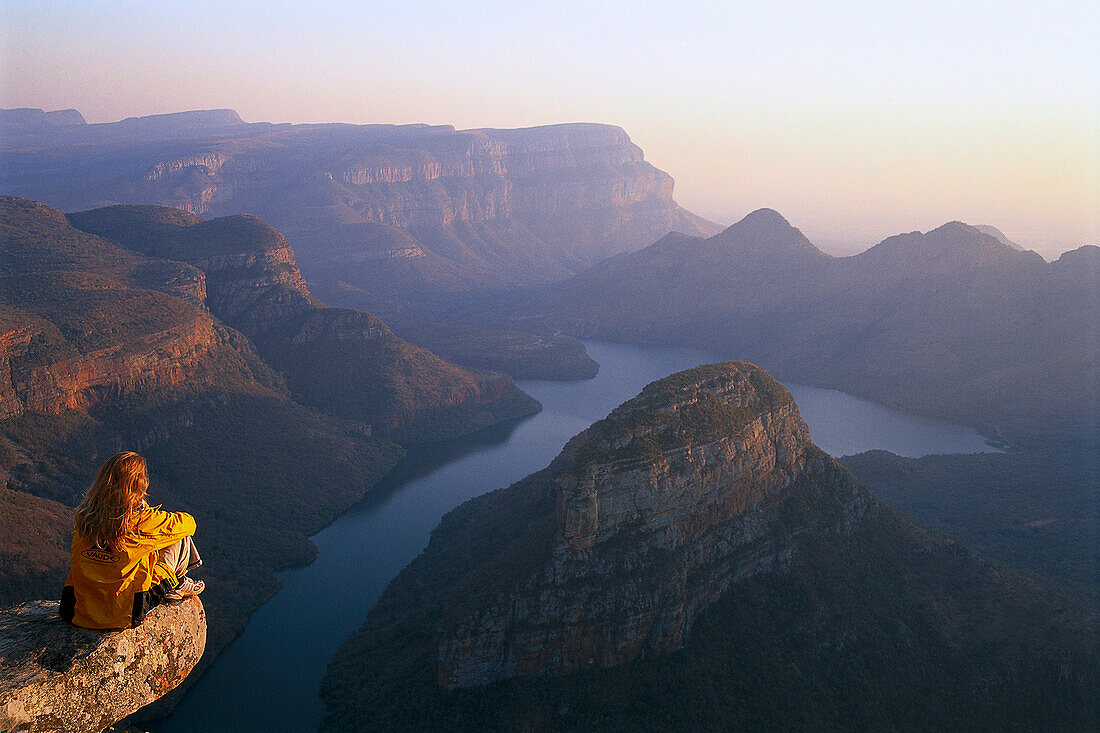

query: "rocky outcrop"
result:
(321, 363), (1099, 731)
(0, 315), (262, 420)
(65, 203), (541, 440)
(0, 198), (279, 420)
(68, 208), (319, 334)
(0, 598), (206, 733)
(432, 363), (868, 687)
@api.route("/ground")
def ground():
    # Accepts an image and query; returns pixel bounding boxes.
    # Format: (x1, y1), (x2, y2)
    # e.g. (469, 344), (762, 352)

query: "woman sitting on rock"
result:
(60, 451), (204, 629)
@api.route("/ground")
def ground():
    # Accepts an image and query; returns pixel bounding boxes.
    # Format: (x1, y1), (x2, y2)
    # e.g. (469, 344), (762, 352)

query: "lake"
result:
(153, 340), (998, 731)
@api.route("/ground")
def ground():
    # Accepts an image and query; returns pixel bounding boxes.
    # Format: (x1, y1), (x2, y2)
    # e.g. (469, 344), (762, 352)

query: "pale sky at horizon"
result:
(2, 0), (1096, 258)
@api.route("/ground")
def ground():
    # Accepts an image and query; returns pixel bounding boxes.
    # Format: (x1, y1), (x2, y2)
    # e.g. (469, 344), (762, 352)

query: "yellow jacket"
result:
(61, 505), (196, 629)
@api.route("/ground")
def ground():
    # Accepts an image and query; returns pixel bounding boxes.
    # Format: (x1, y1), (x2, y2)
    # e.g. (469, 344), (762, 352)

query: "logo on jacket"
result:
(81, 548), (120, 563)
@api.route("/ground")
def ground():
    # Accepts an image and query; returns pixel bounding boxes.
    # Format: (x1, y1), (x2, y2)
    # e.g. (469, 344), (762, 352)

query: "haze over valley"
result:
(0, 3), (1096, 731)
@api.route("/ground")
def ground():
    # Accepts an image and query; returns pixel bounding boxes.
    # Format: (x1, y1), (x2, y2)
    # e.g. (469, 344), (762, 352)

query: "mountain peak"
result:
(925, 221), (1033, 256)
(554, 361), (799, 473)
(710, 207), (826, 260)
(718, 207), (793, 237)
(857, 220), (1039, 269)
(743, 207), (790, 226)
(973, 224), (1027, 251)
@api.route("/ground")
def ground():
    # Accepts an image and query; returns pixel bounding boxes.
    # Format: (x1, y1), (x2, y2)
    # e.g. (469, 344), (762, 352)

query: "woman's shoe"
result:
(165, 576), (205, 602)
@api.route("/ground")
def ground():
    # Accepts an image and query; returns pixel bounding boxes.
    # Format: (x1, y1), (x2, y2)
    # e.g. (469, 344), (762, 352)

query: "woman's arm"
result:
(134, 506), (197, 551)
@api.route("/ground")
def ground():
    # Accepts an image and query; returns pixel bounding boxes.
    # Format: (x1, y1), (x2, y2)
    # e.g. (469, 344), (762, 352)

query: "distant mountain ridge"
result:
(973, 224), (1028, 252)
(0, 108), (719, 312)
(322, 362), (1098, 730)
(0, 108), (86, 129)
(512, 210), (1098, 441)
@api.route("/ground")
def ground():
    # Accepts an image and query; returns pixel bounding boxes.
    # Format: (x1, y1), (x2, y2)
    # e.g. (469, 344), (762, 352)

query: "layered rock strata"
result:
(0, 198), (277, 421)
(321, 362), (1097, 731)
(432, 363), (860, 687)
(66, 203), (540, 439)
(1, 110), (718, 298)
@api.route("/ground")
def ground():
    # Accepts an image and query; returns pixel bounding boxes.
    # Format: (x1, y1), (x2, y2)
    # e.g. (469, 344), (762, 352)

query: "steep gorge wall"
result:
(429, 364), (875, 688)
(0, 315), (264, 420)
(1, 113), (719, 290)
(64, 203), (541, 440)
(321, 362), (1098, 731)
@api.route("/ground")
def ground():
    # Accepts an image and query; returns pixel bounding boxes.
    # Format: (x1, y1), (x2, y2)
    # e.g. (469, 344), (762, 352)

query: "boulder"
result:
(0, 597), (205, 733)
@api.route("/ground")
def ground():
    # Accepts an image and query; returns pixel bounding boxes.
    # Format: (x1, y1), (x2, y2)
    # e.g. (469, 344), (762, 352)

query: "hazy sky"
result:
(2, 1), (1096, 257)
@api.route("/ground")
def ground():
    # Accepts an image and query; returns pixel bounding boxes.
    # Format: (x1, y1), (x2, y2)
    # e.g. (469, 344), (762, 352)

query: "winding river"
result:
(155, 340), (997, 731)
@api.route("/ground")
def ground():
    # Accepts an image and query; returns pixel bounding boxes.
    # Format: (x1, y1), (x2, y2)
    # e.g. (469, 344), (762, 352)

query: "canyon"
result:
(65, 204), (538, 440)
(0, 195), (542, 717)
(2, 108), (1096, 730)
(322, 362), (1098, 730)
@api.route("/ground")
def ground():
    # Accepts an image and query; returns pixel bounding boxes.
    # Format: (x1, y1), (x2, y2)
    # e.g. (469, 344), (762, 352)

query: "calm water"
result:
(154, 340), (997, 732)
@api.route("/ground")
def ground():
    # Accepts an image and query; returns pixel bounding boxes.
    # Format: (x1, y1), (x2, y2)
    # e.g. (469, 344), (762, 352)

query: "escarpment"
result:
(0, 598), (206, 733)
(0, 312), (263, 420)
(0, 198), (278, 420)
(321, 362), (1098, 731)
(66, 203), (540, 441)
(0, 111), (719, 301)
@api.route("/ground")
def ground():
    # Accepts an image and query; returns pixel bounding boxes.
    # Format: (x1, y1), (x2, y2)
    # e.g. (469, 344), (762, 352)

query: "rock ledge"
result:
(0, 597), (205, 733)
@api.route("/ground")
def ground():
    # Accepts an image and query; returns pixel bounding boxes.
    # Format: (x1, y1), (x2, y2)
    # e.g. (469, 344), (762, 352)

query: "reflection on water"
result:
(787, 383), (999, 458)
(154, 340), (996, 732)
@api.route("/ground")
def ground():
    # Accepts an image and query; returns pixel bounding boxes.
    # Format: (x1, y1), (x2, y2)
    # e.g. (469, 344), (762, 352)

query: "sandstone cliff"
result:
(0, 198), (280, 421)
(66, 204), (540, 440)
(0, 598), (206, 733)
(0, 196), (409, 721)
(0, 110), (718, 304)
(322, 362), (1098, 731)
(435, 363), (837, 687)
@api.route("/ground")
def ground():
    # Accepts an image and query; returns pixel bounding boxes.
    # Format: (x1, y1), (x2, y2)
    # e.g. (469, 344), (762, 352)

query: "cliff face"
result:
(67, 207), (318, 334)
(321, 362), (1098, 731)
(66, 203), (540, 440)
(0, 598), (206, 733)
(433, 364), (867, 687)
(0, 110), (718, 301)
(0, 195), (412, 721)
(0, 198), (279, 421)
(0, 312), (260, 420)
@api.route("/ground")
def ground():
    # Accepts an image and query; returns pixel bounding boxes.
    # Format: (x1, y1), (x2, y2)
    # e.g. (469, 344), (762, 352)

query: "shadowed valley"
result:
(321, 363), (1098, 731)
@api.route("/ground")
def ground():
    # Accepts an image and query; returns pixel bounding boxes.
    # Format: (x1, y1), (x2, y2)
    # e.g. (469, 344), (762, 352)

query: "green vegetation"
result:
(0, 488), (72, 607)
(842, 439), (1099, 591)
(0, 385), (403, 707)
(570, 362), (793, 466)
(0, 197), (476, 723)
(392, 321), (599, 381)
(66, 202), (542, 442)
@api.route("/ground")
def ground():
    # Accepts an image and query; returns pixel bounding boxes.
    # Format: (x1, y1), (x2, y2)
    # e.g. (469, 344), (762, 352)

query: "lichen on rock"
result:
(0, 597), (205, 733)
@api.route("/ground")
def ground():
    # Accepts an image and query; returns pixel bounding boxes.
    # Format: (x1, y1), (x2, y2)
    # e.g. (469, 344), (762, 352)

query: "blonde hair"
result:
(74, 451), (149, 551)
